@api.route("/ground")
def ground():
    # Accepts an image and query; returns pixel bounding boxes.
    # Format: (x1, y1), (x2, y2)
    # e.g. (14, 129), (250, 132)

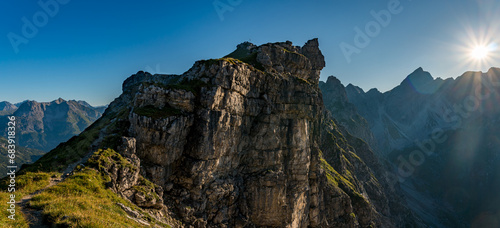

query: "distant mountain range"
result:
(320, 67), (500, 227)
(0, 99), (106, 152)
(0, 101), (18, 116)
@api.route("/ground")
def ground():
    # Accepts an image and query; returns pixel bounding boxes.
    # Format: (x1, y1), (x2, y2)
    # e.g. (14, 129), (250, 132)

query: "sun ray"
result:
(446, 19), (500, 73)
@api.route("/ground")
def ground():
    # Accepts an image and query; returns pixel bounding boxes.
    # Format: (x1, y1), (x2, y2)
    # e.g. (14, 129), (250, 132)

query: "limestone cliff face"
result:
(70, 39), (418, 227)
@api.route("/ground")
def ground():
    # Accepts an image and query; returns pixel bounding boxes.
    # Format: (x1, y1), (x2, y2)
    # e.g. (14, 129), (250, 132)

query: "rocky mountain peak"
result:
(367, 88), (382, 95)
(16, 39), (420, 227)
(400, 67), (434, 92)
(487, 66), (500, 75)
(300, 38), (325, 72)
(235, 41), (257, 53)
(16, 100), (40, 112)
(401, 67), (433, 84)
(0, 101), (17, 111)
(321, 76), (349, 104)
(324, 75), (344, 89)
(345, 83), (365, 94)
(54, 97), (66, 104)
(65, 39), (416, 227)
(216, 38), (325, 84)
(398, 67), (441, 94)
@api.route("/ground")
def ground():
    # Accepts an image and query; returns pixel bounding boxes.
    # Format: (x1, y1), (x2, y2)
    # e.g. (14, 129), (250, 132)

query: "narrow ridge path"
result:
(17, 151), (94, 227)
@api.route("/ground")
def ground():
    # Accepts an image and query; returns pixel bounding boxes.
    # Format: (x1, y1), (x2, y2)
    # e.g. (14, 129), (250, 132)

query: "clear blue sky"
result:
(1, 0), (499, 106)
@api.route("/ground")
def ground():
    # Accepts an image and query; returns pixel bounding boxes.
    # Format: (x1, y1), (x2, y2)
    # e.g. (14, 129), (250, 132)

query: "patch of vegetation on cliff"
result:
(224, 50), (265, 72)
(3, 103), (173, 227)
(87, 148), (138, 173)
(294, 76), (313, 85)
(320, 154), (353, 189)
(201, 54), (266, 73)
(144, 77), (213, 96)
(132, 177), (161, 202)
(200, 58), (241, 68)
(320, 154), (367, 205)
(133, 105), (182, 119)
(320, 120), (369, 205)
(282, 47), (305, 58)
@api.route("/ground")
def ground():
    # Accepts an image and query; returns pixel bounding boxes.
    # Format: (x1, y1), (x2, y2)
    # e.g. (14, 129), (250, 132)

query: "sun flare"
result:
(453, 24), (500, 70)
(471, 45), (489, 59)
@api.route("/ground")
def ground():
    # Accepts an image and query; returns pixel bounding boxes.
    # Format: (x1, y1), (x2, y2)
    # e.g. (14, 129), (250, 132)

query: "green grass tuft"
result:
(87, 148), (138, 173)
(319, 152), (367, 205)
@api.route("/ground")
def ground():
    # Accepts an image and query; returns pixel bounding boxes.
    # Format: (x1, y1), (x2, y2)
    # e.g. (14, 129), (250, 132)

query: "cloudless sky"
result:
(1, 0), (499, 106)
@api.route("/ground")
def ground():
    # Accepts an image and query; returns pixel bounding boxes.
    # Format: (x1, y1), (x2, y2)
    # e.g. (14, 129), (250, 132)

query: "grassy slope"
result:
(0, 150), (171, 227)
(28, 168), (151, 227)
(0, 101), (156, 227)
(0, 172), (57, 228)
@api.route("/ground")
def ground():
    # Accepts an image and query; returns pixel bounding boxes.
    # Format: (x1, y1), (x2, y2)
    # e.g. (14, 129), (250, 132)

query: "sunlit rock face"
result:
(99, 39), (421, 227)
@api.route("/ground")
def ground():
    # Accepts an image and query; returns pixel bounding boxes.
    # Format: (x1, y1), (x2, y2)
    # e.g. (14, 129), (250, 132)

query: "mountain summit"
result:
(0, 101), (17, 115)
(14, 39), (419, 227)
(398, 67), (442, 94)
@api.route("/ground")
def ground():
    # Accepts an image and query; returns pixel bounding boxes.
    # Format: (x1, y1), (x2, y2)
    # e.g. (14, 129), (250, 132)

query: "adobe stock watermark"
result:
(6, 116), (17, 220)
(213, 0), (242, 21)
(387, 74), (500, 188)
(7, 0), (71, 54)
(339, 0), (408, 63)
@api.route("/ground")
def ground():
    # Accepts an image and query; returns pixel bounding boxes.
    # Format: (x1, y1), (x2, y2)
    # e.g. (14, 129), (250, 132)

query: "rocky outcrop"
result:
(21, 39), (420, 227)
(91, 39), (419, 227)
(87, 147), (165, 209)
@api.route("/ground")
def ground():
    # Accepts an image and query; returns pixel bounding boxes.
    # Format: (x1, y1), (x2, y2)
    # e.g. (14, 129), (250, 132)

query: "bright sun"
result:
(455, 26), (498, 69)
(471, 45), (490, 59)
